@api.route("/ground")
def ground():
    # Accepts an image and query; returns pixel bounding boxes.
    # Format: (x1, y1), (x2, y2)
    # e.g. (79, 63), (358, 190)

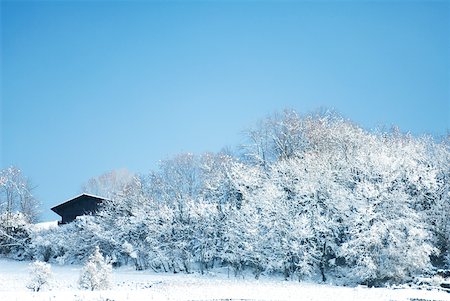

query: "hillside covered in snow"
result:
(1, 258), (449, 301)
(1, 110), (449, 291)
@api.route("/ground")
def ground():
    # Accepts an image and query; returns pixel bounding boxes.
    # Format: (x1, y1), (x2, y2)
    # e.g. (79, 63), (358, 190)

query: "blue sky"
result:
(1, 1), (449, 221)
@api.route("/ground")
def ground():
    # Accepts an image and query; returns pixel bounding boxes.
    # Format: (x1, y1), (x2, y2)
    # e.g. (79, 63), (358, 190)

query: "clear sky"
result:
(1, 0), (449, 221)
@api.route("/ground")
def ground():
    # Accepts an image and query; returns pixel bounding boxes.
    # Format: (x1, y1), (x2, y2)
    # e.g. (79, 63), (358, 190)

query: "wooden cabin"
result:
(51, 193), (106, 224)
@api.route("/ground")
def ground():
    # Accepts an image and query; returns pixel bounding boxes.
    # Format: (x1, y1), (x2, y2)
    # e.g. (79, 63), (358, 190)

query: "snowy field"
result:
(0, 259), (449, 301)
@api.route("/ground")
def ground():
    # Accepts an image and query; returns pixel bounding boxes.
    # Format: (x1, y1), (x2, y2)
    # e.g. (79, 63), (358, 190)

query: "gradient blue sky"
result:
(1, 0), (449, 221)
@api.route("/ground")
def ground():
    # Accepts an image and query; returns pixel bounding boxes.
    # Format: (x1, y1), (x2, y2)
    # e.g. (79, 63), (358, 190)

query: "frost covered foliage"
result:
(0, 167), (40, 223)
(30, 216), (103, 264)
(26, 261), (52, 292)
(79, 246), (112, 291)
(0, 212), (32, 259)
(81, 168), (136, 200)
(0, 167), (39, 259)
(31, 110), (449, 287)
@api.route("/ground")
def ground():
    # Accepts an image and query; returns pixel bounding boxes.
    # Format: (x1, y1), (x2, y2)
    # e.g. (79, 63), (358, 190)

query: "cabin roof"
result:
(51, 193), (108, 217)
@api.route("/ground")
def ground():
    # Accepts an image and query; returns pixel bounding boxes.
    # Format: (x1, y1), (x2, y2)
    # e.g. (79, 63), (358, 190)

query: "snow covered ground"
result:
(0, 258), (449, 301)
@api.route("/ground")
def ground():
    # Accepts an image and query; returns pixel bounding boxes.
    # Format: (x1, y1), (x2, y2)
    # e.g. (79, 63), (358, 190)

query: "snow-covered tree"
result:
(189, 200), (219, 274)
(0, 167), (40, 223)
(340, 187), (436, 286)
(26, 261), (52, 292)
(79, 246), (112, 290)
(81, 168), (136, 200)
(337, 129), (439, 286)
(0, 168), (38, 257)
(0, 212), (32, 259)
(242, 109), (307, 166)
(421, 138), (450, 268)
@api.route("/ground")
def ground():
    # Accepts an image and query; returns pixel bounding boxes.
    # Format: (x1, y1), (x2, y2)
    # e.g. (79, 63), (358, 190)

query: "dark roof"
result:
(51, 193), (107, 217)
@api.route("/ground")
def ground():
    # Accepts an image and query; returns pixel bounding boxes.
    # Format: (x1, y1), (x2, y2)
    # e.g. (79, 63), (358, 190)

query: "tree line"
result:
(1, 109), (449, 286)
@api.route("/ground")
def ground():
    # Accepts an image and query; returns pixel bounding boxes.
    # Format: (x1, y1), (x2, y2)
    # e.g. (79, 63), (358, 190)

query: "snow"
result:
(31, 221), (58, 231)
(0, 258), (448, 301)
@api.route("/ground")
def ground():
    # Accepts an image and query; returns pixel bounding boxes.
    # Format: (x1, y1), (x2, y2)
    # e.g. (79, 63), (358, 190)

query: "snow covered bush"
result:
(78, 246), (112, 291)
(0, 212), (32, 259)
(26, 261), (52, 292)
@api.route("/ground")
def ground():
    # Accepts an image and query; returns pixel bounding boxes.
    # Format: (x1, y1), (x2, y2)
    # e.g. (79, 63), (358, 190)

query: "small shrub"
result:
(79, 246), (112, 290)
(26, 261), (52, 292)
